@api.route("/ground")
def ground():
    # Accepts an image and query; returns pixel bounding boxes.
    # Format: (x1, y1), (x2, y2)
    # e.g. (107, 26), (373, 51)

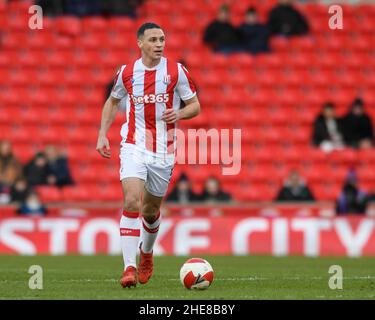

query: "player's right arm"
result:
(96, 65), (127, 159)
(96, 96), (121, 158)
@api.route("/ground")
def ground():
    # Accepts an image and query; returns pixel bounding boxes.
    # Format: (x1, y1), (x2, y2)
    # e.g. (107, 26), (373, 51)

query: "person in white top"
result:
(96, 22), (201, 288)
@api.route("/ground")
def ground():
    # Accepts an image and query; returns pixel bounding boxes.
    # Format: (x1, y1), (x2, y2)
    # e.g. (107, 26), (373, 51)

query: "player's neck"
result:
(141, 56), (161, 69)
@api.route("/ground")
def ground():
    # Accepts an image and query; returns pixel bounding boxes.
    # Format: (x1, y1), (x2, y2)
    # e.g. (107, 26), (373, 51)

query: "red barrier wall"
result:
(0, 216), (374, 256)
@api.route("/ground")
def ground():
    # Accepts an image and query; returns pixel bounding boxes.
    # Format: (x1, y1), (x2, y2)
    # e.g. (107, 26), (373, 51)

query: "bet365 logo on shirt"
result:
(130, 93), (170, 105)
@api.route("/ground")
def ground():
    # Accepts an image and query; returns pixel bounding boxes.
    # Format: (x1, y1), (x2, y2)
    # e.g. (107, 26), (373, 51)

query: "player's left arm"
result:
(161, 95), (200, 124)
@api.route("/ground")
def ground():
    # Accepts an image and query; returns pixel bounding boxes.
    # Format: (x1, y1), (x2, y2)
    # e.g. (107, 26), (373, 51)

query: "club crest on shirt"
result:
(163, 74), (171, 85)
(131, 78), (135, 84)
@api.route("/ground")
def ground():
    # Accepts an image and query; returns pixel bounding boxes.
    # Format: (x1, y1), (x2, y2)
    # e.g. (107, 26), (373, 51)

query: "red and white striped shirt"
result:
(111, 57), (196, 156)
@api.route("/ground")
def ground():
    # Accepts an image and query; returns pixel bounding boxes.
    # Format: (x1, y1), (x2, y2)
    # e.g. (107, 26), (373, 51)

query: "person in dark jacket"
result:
(341, 98), (374, 149)
(10, 177), (32, 204)
(203, 4), (240, 53)
(101, 0), (144, 17)
(35, 0), (64, 16)
(336, 169), (367, 214)
(239, 7), (271, 54)
(367, 187), (375, 204)
(276, 170), (314, 202)
(198, 176), (232, 203)
(268, 0), (309, 37)
(44, 145), (74, 187)
(312, 102), (345, 152)
(23, 152), (50, 186)
(166, 173), (199, 204)
(64, 0), (101, 16)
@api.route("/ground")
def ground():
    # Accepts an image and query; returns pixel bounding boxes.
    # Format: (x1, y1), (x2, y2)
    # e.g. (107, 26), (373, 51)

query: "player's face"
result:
(138, 28), (165, 61)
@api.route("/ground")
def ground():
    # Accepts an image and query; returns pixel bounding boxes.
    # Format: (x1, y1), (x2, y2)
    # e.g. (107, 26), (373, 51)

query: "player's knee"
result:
(123, 194), (140, 212)
(142, 202), (159, 218)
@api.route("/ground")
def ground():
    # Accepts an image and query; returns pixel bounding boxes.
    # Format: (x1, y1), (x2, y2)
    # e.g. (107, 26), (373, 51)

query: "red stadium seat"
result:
(1, 1), (374, 203)
(82, 17), (108, 32)
(62, 186), (91, 202)
(55, 17), (82, 36)
(36, 186), (63, 203)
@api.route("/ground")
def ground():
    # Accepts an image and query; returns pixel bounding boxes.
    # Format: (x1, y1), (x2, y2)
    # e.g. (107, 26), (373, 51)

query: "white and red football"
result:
(179, 258), (214, 290)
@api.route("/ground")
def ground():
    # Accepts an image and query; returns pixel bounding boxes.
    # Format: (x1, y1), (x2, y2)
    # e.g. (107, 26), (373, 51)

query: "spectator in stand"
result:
(0, 182), (11, 204)
(35, 0), (144, 17)
(198, 176), (232, 203)
(238, 7), (271, 54)
(341, 98), (374, 149)
(337, 169), (367, 214)
(35, 0), (64, 16)
(203, 4), (240, 53)
(44, 145), (74, 187)
(312, 102), (345, 152)
(367, 187), (375, 204)
(10, 177), (31, 204)
(23, 152), (49, 186)
(0, 140), (22, 187)
(268, 0), (309, 37)
(166, 173), (200, 204)
(101, 0), (144, 18)
(64, 0), (101, 16)
(17, 191), (47, 216)
(276, 170), (315, 202)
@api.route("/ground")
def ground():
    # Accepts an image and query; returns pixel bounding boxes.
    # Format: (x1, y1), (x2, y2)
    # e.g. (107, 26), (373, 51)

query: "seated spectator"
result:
(101, 0), (144, 18)
(44, 145), (74, 187)
(64, 0), (101, 16)
(166, 173), (200, 204)
(312, 102), (345, 152)
(239, 7), (271, 54)
(0, 182), (11, 204)
(367, 187), (375, 203)
(10, 177), (31, 204)
(268, 0), (309, 37)
(337, 169), (367, 214)
(341, 98), (374, 149)
(0, 140), (22, 187)
(23, 152), (49, 186)
(276, 170), (315, 202)
(17, 192), (47, 216)
(203, 4), (240, 53)
(198, 176), (232, 203)
(35, 0), (64, 16)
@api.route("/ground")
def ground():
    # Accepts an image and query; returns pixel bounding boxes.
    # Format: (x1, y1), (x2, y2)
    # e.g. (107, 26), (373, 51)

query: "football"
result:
(179, 258), (214, 290)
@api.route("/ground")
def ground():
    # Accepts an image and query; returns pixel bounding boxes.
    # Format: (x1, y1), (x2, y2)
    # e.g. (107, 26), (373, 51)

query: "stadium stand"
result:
(0, 0), (374, 205)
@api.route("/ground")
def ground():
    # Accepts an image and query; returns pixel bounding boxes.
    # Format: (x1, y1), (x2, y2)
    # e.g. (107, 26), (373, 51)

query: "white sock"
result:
(120, 210), (140, 270)
(141, 212), (161, 253)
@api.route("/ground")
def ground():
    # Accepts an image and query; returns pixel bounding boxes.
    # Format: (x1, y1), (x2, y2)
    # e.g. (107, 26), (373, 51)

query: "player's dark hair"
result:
(137, 22), (162, 39)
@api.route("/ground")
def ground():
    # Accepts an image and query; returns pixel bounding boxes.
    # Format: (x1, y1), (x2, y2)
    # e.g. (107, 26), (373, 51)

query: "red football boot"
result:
(138, 244), (154, 284)
(120, 266), (137, 288)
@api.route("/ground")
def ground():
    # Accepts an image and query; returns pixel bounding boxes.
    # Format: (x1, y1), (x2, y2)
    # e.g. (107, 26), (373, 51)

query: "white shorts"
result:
(119, 143), (175, 197)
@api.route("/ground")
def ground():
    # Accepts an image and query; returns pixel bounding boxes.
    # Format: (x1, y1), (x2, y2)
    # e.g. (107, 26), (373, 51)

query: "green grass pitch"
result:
(0, 255), (374, 300)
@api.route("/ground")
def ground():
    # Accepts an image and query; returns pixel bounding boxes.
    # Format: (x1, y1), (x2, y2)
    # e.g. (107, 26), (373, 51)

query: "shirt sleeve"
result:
(110, 65), (127, 100)
(176, 63), (197, 101)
